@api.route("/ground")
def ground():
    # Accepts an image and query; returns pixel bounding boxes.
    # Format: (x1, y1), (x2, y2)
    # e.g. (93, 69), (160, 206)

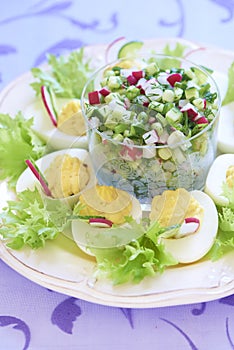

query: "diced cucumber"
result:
(149, 101), (164, 113)
(107, 76), (122, 89)
(165, 107), (182, 124)
(162, 89), (175, 103)
(185, 87), (199, 100)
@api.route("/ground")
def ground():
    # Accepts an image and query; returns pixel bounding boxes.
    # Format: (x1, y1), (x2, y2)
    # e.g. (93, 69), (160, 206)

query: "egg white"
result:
(24, 98), (88, 150)
(71, 194), (142, 255)
(16, 148), (96, 198)
(160, 190), (218, 264)
(205, 153), (234, 206)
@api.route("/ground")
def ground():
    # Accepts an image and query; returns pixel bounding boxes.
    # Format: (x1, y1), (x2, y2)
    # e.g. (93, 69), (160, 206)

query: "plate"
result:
(1, 38), (234, 308)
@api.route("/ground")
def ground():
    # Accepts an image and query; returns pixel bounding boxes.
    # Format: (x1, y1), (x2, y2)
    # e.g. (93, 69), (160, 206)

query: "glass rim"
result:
(81, 53), (222, 149)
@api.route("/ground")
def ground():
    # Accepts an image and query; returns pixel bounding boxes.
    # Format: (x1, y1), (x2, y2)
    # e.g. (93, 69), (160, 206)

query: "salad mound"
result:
(86, 56), (219, 146)
(82, 54), (220, 202)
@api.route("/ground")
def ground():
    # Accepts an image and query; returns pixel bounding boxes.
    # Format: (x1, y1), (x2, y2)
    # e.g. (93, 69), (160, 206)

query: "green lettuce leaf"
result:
(91, 220), (178, 285)
(30, 48), (94, 98)
(0, 112), (46, 188)
(0, 188), (70, 249)
(208, 182), (234, 261)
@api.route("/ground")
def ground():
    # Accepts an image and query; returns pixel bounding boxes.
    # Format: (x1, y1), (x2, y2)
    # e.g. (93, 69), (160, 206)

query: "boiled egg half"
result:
(71, 185), (143, 254)
(205, 153), (234, 206)
(16, 148), (96, 207)
(149, 188), (218, 264)
(24, 96), (88, 150)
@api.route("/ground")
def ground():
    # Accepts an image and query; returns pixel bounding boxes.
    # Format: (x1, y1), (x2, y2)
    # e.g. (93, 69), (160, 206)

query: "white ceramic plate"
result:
(1, 38), (234, 308)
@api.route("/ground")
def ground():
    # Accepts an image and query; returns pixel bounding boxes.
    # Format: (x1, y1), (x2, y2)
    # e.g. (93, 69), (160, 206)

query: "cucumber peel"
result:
(118, 41), (143, 58)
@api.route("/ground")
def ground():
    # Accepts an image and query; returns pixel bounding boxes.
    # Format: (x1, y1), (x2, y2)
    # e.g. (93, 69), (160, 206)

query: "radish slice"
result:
(25, 159), (52, 197)
(89, 218), (113, 228)
(184, 217), (200, 224)
(41, 85), (57, 127)
(183, 47), (206, 60)
(176, 217), (200, 238)
(180, 102), (198, 120)
(105, 36), (126, 63)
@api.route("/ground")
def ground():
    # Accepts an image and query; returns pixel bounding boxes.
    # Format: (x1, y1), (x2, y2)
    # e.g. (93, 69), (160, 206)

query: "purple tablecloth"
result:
(1, 1), (234, 349)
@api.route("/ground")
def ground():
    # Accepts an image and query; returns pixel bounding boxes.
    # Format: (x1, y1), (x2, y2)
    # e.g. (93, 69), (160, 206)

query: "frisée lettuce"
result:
(31, 48), (94, 98)
(207, 183), (234, 260)
(91, 220), (178, 285)
(0, 112), (46, 188)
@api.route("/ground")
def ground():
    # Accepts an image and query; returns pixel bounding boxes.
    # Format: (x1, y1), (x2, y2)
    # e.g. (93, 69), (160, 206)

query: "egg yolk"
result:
(45, 154), (90, 198)
(57, 100), (86, 136)
(226, 165), (234, 188)
(149, 188), (204, 228)
(78, 185), (133, 225)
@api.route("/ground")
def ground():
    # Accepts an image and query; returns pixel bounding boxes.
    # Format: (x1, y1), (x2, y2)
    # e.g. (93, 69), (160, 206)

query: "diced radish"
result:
(158, 130), (169, 144)
(132, 70), (144, 80)
(120, 69), (133, 78)
(127, 75), (137, 85)
(180, 102), (198, 120)
(41, 85), (57, 127)
(88, 91), (100, 104)
(167, 73), (182, 87)
(178, 99), (189, 109)
(157, 72), (169, 85)
(143, 101), (149, 107)
(196, 116), (209, 124)
(120, 145), (142, 161)
(25, 159), (52, 197)
(89, 218), (113, 228)
(99, 87), (110, 97)
(142, 130), (159, 144)
(124, 97), (131, 109)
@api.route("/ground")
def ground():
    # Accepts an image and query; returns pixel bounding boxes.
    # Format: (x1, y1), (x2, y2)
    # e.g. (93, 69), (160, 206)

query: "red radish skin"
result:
(99, 87), (110, 97)
(127, 75), (138, 85)
(132, 70), (145, 80)
(41, 85), (57, 127)
(89, 218), (113, 228)
(25, 159), (52, 197)
(105, 36), (126, 63)
(184, 217), (200, 224)
(196, 116), (209, 124)
(88, 91), (100, 104)
(167, 73), (182, 87)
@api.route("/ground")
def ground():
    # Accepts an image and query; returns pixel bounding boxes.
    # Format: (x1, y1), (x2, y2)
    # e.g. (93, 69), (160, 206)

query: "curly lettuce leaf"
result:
(208, 182), (234, 261)
(0, 188), (70, 249)
(92, 220), (178, 285)
(30, 48), (94, 98)
(0, 112), (46, 188)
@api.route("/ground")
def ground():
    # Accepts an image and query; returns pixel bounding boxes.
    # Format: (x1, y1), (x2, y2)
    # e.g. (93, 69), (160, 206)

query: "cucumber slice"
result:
(118, 41), (143, 58)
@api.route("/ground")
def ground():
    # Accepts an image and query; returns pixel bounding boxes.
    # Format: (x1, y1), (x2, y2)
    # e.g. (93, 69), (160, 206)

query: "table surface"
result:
(1, 1), (234, 349)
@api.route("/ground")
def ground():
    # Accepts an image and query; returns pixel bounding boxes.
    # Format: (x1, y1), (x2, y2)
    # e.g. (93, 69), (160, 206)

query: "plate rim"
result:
(1, 37), (234, 308)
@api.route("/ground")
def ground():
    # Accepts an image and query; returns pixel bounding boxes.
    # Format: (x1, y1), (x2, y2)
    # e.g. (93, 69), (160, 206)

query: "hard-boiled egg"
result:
(71, 185), (143, 254)
(217, 104), (234, 153)
(205, 153), (234, 206)
(24, 97), (88, 150)
(16, 148), (96, 207)
(149, 188), (218, 264)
